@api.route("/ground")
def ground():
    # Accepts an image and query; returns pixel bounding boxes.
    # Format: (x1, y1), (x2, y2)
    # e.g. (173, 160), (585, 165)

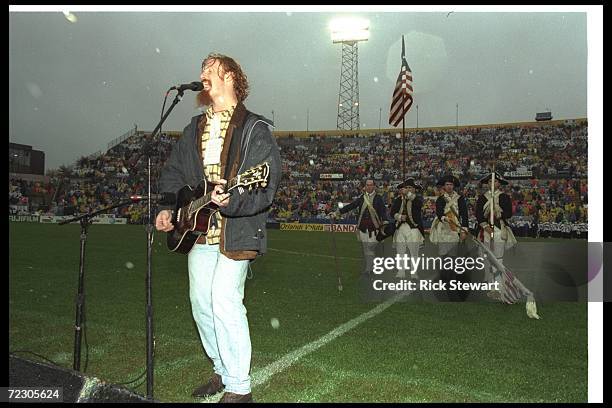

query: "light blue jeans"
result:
(187, 243), (251, 395)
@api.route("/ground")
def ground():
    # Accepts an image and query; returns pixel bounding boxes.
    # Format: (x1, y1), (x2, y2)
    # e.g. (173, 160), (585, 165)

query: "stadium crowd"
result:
(9, 132), (174, 222)
(10, 120), (587, 237)
(272, 120), (587, 230)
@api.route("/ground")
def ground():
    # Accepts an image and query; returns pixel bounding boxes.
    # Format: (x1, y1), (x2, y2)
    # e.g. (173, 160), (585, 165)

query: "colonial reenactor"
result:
(332, 179), (386, 278)
(429, 174), (469, 253)
(475, 172), (518, 289)
(390, 179), (425, 278)
(429, 174), (470, 301)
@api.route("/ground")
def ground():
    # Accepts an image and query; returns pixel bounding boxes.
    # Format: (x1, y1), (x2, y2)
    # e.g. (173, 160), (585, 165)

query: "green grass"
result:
(9, 222), (587, 402)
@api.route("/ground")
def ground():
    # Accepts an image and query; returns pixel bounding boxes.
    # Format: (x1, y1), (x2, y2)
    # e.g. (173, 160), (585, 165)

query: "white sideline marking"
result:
(199, 291), (408, 403)
(251, 293), (407, 388)
(268, 247), (360, 261)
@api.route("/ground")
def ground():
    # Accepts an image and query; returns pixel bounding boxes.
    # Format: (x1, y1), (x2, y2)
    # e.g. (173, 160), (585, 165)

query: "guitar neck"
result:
(189, 176), (241, 213)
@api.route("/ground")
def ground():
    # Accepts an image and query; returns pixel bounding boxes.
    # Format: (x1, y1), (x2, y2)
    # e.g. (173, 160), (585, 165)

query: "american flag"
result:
(389, 36), (413, 127)
(499, 268), (522, 304)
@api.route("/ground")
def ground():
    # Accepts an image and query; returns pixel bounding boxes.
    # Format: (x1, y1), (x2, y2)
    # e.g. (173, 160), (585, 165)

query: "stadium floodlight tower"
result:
(330, 17), (369, 130)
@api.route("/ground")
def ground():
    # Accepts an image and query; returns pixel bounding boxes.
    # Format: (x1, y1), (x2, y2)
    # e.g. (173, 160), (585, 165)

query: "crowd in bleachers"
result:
(9, 178), (56, 214)
(272, 120), (587, 230)
(9, 119), (588, 237)
(9, 132), (174, 222)
(277, 120), (586, 185)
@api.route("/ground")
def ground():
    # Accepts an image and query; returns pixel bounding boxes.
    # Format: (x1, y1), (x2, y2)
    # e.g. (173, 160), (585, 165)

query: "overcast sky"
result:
(9, 8), (590, 171)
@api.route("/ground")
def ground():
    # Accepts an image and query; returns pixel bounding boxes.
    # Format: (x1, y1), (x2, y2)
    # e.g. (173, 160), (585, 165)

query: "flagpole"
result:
(490, 164), (495, 252)
(402, 93), (406, 180)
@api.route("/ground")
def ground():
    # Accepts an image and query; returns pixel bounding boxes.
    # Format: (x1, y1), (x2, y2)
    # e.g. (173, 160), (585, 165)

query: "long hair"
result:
(196, 53), (249, 109)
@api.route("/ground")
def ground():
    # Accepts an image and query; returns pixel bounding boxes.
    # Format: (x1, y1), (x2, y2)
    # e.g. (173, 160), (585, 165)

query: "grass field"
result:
(9, 222), (588, 402)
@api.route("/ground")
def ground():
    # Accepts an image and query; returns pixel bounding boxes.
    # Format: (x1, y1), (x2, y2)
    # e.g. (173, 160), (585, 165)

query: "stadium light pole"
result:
(456, 103), (459, 128)
(330, 17), (369, 130)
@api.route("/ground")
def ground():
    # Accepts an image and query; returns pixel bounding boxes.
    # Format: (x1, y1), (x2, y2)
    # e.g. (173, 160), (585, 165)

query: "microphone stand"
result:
(141, 88), (187, 400)
(62, 87), (185, 397)
(59, 199), (143, 373)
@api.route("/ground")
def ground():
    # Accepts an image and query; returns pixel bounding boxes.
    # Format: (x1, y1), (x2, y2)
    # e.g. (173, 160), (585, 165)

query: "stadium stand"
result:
(9, 119), (587, 238)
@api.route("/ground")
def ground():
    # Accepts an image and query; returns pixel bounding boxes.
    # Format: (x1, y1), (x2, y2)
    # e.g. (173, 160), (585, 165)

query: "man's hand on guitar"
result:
(211, 179), (230, 207)
(155, 210), (174, 232)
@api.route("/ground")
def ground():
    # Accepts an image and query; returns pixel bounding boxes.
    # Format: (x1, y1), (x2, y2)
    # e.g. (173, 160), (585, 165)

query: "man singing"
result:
(155, 53), (281, 403)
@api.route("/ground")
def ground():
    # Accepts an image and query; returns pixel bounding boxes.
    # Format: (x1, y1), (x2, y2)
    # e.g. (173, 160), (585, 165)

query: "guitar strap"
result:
(212, 113), (249, 230)
(223, 118), (244, 181)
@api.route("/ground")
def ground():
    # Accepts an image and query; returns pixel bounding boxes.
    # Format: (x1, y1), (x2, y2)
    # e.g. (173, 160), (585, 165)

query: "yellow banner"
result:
(279, 223), (357, 233)
(280, 223), (325, 232)
(329, 224), (357, 233)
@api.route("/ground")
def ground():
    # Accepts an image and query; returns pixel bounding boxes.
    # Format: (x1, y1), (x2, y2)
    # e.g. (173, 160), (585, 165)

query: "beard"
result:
(196, 89), (212, 107)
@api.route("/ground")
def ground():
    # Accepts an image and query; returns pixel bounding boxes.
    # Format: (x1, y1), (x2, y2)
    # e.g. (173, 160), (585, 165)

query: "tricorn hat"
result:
(397, 178), (422, 191)
(437, 174), (460, 188)
(479, 171), (508, 185)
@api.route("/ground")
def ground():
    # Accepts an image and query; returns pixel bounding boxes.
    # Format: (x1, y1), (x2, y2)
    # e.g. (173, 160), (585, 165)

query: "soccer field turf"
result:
(9, 222), (587, 402)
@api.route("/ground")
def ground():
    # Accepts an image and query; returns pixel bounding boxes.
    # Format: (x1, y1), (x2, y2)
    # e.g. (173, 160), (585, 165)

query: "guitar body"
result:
(167, 180), (219, 254)
(164, 162), (270, 255)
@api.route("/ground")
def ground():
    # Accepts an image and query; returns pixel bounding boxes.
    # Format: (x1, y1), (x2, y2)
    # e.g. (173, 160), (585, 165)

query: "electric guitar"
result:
(166, 162), (270, 254)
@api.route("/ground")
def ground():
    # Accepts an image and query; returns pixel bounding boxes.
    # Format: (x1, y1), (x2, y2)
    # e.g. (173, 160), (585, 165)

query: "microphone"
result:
(169, 81), (203, 92)
(130, 193), (176, 205)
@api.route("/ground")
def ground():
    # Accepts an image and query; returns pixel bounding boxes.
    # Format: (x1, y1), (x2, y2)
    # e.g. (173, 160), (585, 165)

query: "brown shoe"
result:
(219, 392), (253, 403)
(192, 373), (224, 397)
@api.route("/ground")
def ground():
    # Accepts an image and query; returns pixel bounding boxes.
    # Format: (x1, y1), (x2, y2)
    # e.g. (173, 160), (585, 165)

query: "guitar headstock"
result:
(236, 162), (270, 190)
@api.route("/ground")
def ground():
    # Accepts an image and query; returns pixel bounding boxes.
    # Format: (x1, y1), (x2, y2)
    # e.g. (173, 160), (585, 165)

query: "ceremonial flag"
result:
(389, 36), (413, 127)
